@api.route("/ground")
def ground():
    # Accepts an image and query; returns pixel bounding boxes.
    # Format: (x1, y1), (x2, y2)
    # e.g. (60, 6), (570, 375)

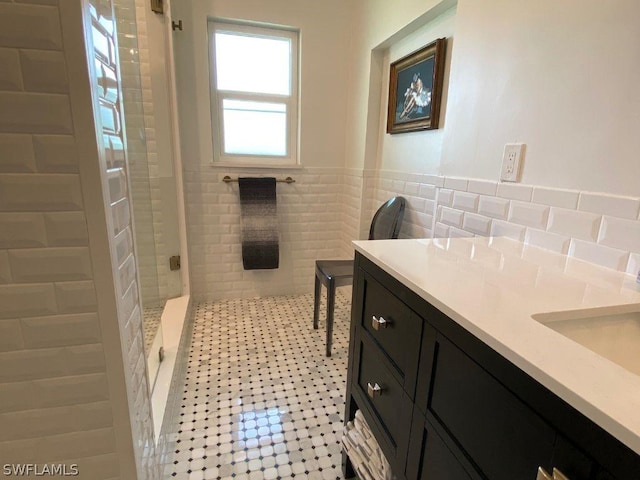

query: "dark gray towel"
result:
(238, 177), (279, 270)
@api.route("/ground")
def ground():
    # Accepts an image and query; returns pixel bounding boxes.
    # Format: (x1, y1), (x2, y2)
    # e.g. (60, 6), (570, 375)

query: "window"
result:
(208, 21), (299, 165)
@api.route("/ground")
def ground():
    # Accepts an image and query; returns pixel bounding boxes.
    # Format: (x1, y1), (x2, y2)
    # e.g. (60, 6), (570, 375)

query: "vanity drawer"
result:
(354, 330), (412, 463)
(361, 272), (422, 390)
(427, 334), (556, 480)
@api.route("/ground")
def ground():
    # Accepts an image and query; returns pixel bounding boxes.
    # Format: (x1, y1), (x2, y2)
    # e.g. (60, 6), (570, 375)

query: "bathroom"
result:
(1, 0), (639, 479)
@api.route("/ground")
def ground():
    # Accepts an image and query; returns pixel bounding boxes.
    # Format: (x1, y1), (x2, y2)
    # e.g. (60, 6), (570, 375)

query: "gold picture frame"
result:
(386, 38), (447, 134)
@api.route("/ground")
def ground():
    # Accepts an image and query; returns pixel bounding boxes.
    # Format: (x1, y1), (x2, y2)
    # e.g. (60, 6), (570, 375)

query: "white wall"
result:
(377, 8), (456, 174)
(172, 0), (352, 169)
(353, 0), (640, 197)
(441, 0), (640, 196)
(344, 0), (454, 170)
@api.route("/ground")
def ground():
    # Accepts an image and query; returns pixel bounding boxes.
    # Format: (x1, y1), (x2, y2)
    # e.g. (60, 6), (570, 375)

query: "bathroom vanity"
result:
(343, 237), (640, 480)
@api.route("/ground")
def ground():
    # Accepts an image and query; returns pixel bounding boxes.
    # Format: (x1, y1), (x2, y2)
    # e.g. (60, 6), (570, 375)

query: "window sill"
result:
(210, 162), (304, 170)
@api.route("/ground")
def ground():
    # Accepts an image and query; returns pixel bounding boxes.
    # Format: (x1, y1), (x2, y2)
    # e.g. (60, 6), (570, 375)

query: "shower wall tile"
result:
(0, 134), (35, 173)
(20, 313), (102, 349)
(8, 247), (92, 282)
(0, 173), (83, 211)
(0, 0), (157, 477)
(0, 3), (62, 50)
(33, 135), (78, 173)
(19, 50), (68, 93)
(0, 319), (23, 352)
(0, 47), (22, 91)
(54, 281), (98, 314)
(0, 283), (57, 319)
(0, 92), (72, 134)
(0, 213), (47, 248)
(0, 251), (10, 283)
(43, 212), (89, 246)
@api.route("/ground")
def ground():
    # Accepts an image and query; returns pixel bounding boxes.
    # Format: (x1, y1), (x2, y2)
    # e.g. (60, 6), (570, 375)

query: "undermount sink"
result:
(532, 305), (640, 377)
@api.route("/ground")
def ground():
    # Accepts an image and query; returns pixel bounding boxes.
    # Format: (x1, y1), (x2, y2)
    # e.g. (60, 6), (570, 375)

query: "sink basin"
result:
(532, 305), (640, 377)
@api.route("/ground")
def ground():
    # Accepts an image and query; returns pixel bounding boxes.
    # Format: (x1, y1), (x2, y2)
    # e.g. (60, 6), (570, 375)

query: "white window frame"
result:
(208, 21), (299, 166)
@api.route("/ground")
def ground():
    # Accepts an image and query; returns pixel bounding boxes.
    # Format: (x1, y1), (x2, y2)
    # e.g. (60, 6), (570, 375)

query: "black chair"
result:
(313, 197), (406, 356)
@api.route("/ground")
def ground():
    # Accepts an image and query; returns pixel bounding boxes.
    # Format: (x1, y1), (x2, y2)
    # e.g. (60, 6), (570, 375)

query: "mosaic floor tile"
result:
(162, 290), (352, 480)
(144, 305), (164, 354)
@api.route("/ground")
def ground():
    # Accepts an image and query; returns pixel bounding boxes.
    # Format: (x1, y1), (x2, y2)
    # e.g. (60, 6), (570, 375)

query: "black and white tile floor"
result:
(143, 305), (163, 354)
(163, 290), (352, 480)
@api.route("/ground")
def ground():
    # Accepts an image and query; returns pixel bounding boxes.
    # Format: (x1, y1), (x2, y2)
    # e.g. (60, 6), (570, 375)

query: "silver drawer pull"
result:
(371, 315), (389, 330)
(537, 467), (552, 480)
(536, 467), (570, 480)
(367, 382), (382, 398)
(552, 469), (570, 480)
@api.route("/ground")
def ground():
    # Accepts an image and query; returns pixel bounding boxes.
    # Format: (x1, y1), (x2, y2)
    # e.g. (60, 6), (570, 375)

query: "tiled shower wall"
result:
(362, 170), (640, 276)
(0, 1), (119, 476)
(185, 166), (346, 300)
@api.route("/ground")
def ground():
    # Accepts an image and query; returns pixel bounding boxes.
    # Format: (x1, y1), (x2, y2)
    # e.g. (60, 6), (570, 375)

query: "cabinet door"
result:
(427, 334), (556, 480)
(406, 410), (480, 480)
(551, 435), (594, 480)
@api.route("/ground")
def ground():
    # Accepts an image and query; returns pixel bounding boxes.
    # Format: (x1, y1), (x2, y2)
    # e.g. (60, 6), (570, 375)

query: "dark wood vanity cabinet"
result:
(344, 253), (640, 480)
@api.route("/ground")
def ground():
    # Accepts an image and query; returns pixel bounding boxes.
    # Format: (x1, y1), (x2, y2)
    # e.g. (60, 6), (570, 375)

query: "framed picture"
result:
(386, 38), (447, 134)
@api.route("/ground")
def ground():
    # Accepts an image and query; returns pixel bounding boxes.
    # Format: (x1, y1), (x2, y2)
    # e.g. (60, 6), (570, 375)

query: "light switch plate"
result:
(500, 143), (525, 182)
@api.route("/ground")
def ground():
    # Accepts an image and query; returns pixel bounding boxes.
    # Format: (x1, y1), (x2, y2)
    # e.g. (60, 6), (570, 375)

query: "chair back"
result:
(368, 197), (406, 240)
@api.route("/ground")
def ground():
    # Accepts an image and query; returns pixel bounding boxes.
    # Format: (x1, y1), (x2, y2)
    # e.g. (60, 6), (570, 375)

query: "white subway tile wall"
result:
(185, 167), (346, 301)
(341, 169), (363, 257)
(361, 171), (640, 274)
(578, 192), (640, 220)
(0, 0), (122, 476)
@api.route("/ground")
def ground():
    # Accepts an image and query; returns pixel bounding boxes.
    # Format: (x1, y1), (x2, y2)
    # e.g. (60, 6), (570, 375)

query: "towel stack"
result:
(342, 410), (395, 480)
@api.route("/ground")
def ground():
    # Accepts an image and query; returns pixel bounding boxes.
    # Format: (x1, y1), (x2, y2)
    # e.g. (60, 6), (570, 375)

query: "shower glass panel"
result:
(111, 0), (181, 390)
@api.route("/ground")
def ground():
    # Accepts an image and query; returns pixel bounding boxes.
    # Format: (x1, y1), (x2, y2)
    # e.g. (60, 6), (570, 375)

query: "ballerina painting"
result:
(387, 38), (446, 134)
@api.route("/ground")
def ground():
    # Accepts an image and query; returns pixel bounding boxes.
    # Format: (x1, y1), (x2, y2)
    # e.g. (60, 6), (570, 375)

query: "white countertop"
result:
(353, 236), (640, 455)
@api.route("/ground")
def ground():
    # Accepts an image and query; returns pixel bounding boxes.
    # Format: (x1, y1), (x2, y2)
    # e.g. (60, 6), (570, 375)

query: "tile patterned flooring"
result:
(162, 289), (352, 480)
(144, 305), (164, 354)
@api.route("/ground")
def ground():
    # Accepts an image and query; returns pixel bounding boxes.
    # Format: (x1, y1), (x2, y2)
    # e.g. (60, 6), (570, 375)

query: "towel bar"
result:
(222, 175), (295, 184)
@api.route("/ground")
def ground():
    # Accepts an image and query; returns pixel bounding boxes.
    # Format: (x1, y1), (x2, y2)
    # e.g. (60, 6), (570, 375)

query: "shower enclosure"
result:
(112, 0), (182, 389)
(88, 0), (190, 440)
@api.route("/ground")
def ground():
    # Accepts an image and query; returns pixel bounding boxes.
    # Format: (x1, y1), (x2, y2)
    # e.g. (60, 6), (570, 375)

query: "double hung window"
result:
(208, 21), (299, 165)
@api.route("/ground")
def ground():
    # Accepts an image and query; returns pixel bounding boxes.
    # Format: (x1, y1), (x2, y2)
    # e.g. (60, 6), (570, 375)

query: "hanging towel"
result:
(238, 177), (280, 270)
